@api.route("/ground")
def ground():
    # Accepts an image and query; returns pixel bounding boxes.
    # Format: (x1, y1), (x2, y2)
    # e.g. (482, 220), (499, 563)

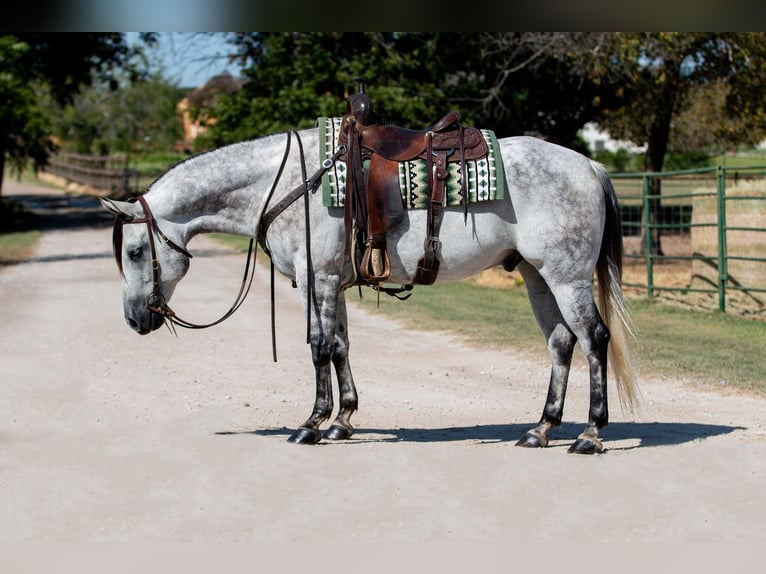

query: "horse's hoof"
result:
(287, 427), (322, 445)
(324, 424), (353, 440)
(567, 437), (605, 454)
(516, 432), (547, 448)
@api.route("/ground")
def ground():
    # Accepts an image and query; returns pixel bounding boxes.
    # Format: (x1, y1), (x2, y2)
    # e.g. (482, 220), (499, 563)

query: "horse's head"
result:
(101, 197), (192, 335)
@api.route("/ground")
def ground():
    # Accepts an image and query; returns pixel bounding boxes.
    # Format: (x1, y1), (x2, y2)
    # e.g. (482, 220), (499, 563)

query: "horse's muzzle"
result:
(126, 311), (165, 335)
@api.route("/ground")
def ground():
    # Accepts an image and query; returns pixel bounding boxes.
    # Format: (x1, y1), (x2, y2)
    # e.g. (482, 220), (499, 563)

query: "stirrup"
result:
(360, 246), (391, 283)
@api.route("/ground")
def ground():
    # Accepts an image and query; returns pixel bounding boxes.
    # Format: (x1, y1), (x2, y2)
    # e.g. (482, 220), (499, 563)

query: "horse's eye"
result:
(128, 247), (143, 261)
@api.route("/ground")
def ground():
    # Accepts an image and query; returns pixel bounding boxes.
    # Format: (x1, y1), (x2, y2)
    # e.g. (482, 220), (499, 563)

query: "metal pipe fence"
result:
(612, 165), (766, 316)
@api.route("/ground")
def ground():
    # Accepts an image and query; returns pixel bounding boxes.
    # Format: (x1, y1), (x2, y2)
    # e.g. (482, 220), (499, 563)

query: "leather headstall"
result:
(111, 194), (193, 323)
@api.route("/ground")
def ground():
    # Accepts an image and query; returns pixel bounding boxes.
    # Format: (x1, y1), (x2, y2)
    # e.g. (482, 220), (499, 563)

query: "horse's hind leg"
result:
(515, 262), (577, 448)
(325, 291), (358, 440)
(547, 280), (611, 454)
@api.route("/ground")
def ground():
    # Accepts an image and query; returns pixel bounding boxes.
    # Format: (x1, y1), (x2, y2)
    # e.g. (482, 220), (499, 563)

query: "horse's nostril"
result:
(127, 317), (141, 331)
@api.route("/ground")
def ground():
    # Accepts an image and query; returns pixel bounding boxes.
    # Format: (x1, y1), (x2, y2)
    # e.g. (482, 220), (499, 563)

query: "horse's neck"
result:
(153, 134), (300, 241)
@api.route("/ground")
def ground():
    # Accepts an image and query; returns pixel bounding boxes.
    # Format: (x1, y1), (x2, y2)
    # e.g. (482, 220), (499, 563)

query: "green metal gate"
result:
(612, 165), (766, 315)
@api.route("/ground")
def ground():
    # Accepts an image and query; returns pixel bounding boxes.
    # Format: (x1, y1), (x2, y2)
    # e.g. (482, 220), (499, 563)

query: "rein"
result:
(111, 133), (293, 332)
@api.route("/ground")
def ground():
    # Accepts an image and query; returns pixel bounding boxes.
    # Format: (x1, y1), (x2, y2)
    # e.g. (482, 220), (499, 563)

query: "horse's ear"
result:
(101, 198), (137, 221)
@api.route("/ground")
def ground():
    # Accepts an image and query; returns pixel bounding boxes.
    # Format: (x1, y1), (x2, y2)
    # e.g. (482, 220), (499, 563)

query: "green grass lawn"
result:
(627, 297), (765, 394)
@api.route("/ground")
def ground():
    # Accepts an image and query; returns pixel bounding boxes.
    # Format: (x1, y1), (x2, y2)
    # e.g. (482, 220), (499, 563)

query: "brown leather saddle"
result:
(339, 79), (488, 287)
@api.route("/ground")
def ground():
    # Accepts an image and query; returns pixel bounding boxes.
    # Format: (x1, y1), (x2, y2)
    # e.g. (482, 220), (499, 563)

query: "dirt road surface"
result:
(2, 180), (765, 543)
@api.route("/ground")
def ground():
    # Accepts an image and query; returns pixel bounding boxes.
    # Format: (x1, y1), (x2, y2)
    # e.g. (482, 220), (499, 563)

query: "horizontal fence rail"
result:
(612, 165), (766, 317)
(44, 152), (139, 197)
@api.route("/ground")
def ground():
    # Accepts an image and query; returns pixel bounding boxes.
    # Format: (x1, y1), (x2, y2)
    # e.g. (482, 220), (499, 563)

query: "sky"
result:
(129, 33), (241, 89)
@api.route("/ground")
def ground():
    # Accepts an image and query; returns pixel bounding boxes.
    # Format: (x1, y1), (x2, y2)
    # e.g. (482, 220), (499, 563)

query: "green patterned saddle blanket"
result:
(317, 117), (505, 209)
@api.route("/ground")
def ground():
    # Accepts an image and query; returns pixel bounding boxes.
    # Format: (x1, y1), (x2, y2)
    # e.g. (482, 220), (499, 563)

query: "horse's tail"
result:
(592, 161), (640, 414)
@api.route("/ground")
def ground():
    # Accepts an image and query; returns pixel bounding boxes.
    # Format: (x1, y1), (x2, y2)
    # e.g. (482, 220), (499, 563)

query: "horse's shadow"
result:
(218, 421), (746, 450)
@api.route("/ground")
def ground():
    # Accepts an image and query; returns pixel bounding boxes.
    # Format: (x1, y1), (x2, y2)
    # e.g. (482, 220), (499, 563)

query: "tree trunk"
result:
(643, 142), (666, 257)
(641, 73), (678, 257)
(0, 135), (6, 198)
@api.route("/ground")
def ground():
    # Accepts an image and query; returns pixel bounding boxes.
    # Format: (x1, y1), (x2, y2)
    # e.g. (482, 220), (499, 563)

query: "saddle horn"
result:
(348, 77), (372, 126)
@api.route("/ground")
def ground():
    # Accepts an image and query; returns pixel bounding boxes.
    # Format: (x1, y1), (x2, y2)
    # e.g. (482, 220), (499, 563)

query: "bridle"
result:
(111, 194), (202, 329)
(110, 131), (343, 339)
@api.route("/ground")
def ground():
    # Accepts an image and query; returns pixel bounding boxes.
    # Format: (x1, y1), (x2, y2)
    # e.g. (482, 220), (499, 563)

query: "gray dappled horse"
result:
(102, 129), (638, 454)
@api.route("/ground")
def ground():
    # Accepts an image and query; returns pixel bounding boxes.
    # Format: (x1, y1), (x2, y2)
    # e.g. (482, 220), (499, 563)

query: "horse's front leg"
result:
(287, 273), (342, 445)
(324, 290), (358, 440)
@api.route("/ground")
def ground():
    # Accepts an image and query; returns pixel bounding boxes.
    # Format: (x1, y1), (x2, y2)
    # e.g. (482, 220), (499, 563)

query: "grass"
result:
(627, 298), (765, 393)
(2, 168), (67, 263)
(710, 153), (766, 168)
(354, 280), (544, 355)
(0, 198), (42, 264)
(207, 233), (253, 251)
(132, 151), (188, 189)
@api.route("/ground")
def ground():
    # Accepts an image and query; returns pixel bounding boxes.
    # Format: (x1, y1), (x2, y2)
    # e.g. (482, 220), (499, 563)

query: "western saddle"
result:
(339, 79), (488, 288)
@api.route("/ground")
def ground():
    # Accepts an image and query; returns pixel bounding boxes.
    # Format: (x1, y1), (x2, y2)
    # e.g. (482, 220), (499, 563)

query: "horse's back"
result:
(500, 136), (604, 197)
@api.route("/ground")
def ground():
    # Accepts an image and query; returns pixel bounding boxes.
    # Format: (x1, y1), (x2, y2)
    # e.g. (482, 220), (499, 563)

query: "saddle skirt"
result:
(317, 116), (506, 209)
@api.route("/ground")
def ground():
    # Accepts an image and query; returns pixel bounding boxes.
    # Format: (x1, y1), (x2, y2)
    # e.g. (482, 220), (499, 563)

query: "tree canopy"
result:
(596, 32), (766, 173)
(195, 33), (455, 148)
(190, 32), (766, 258)
(0, 33), (152, 194)
(54, 76), (186, 155)
(197, 32), (622, 153)
(199, 32), (766, 168)
(4, 32), (766, 202)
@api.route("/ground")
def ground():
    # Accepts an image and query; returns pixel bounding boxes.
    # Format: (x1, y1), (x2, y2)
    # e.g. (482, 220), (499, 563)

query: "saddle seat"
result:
(355, 112), (487, 163)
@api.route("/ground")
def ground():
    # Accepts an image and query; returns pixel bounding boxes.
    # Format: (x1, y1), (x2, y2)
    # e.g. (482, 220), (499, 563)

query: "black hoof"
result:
(324, 424), (353, 440)
(567, 437), (605, 454)
(287, 427), (322, 445)
(515, 432), (547, 448)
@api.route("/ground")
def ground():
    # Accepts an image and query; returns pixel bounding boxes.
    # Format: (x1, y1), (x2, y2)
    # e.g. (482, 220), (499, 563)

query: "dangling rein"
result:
(257, 133), (347, 361)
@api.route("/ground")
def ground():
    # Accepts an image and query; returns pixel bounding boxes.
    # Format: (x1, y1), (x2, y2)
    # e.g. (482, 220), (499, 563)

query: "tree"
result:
(55, 75), (186, 155)
(0, 36), (53, 195)
(596, 33), (766, 253)
(201, 33), (627, 152)
(195, 31), (766, 245)
(0, 33), (153, 195)
(199, 32), (456, 148)
(482, 32), (766, 253)
(462, 33), (626, 150)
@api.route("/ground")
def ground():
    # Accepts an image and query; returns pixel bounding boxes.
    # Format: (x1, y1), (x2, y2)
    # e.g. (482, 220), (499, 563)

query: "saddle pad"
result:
(317, 117), (505, 209)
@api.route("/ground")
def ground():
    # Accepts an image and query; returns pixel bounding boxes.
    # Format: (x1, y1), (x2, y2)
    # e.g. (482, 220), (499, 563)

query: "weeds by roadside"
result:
(0, 199), (41, 264)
